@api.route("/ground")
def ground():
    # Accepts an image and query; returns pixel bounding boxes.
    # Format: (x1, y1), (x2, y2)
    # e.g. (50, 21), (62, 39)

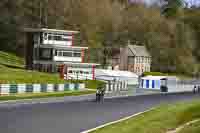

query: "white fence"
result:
(105, 80), (128, 93)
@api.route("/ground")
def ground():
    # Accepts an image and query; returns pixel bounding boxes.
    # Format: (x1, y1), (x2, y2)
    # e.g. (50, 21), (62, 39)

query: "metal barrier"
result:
(0, 83), (85, 95)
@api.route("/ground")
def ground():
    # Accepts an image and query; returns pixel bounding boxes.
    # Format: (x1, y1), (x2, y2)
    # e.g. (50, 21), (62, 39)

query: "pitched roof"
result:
(128, 45), (151, 57)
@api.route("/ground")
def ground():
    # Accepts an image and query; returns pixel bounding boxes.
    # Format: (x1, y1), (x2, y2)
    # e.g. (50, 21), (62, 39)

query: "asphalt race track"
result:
(0, 93), (200, 133)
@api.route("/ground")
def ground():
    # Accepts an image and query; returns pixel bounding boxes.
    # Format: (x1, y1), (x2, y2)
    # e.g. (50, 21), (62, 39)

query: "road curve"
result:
(0, 93), (200, 133)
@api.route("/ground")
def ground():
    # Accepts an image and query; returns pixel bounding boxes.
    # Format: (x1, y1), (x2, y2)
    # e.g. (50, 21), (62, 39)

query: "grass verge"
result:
(178, 120), (200, 133)
(0, 51), (24, 68)
(91, 100), (200, 133)
(0, 65), (104, 89)
(85, 80), (106, 90)
(0, 66), (104, 88)
(143, 72), (192, 79)
(0, 51), (105, 89)
(0, 90), (95, 101)
(0, 65), (69, 84)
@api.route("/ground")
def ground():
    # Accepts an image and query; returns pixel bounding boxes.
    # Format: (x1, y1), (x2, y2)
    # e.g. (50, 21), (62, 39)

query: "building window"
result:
(128, 57), (135, 64)
(55, 50), (82, 58)
(85, 72), (89, 74)
(54, 35), (62, 41)
(48, 35), (53, 40)
(44, 33), (48, 40)
(39, 48), (52, 60)
(148, 58), (151, 63)
(74, 52), (81, 57)
(55, 51), (63, 56)
(63, 51), (72, 57)
(42, 49), (51, 57)
(58, 51), (62, 56)
(80, 71), (83, 74)
(45, 33), (72, 42)
(63, 37), (71, 41)
(68, 70), (73, 73)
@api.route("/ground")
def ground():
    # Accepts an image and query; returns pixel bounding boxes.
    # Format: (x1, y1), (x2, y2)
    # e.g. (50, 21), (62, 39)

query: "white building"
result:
(95, 69), (139, 92)
(140, 76), (178, 91)
(24, 28), (99, 80)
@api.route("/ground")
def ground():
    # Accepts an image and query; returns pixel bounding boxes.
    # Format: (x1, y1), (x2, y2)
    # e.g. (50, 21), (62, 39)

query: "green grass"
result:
(0, 51), (105, 88)
(178, 121), (200, 133)
(85, 80), (106, 90)
(0, 51), (69, 83)
(143, 71), (192, 79)
(0, 51), (24, 68)
(0, 51), (68, 83)
(143, 72), (167, 76)
(0, 90), (95, 101)
(0, 65), (70, 84)
(0, 65), (104, 88)
(91, 100), (200, 133)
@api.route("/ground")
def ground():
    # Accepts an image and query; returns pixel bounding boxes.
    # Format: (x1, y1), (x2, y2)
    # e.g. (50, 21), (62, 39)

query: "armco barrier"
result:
(0, 83), (85, 95)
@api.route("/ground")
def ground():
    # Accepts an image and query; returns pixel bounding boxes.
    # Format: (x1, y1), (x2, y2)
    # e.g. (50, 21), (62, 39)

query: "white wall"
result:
(43, 40), (72, 46)
(54, 56), (82, 62)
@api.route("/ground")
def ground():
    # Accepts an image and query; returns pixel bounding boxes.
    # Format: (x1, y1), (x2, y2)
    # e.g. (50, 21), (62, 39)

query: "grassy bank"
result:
(179, 120), (200, 133)
(0, 51), (66, 84)
(143, 72), (192, 79)
(0, 51), (24, 68)
(0, 51), (104, 89)
(0, 65), (104, 89)
(91, 100), (200, 133)
(0, 65), (69, 84)
(0, 90), (95, 101)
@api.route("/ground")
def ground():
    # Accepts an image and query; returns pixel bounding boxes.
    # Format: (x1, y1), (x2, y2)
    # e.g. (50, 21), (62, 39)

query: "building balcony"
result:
(53, 56), (82, 62)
